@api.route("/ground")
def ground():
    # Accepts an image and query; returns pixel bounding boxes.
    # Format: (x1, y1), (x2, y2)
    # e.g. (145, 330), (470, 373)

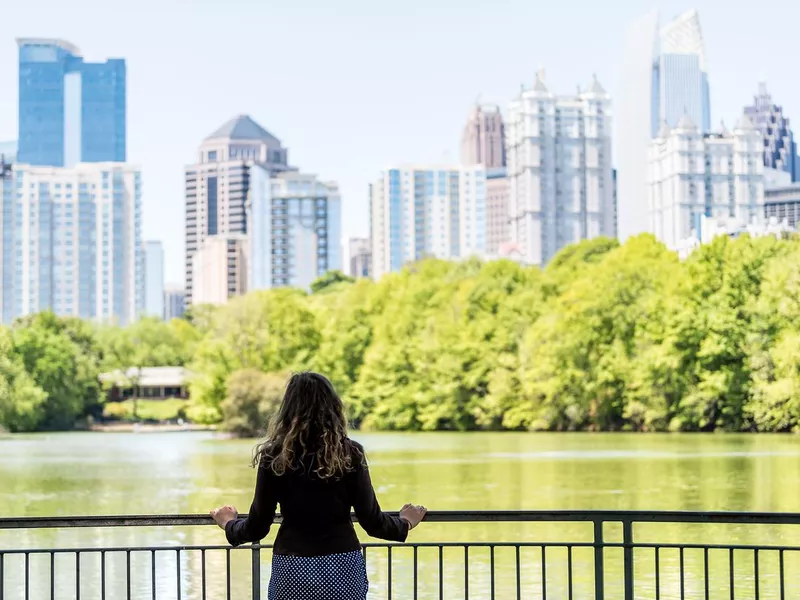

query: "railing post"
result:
(251, 545), (261, 600)
(593, 519), (604, 600)
(623, 520), (634, 600)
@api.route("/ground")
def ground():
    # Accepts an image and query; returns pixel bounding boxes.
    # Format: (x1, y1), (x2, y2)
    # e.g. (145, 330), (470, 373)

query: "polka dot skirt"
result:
(268, 550), (369, 600)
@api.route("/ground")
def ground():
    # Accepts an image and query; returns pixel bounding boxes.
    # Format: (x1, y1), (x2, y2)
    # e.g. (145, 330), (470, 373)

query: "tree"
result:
(310, 271), (355, 294)
(508, 236), (681, 431)
(221, 369), (288, 437)
(189, 289), (320, 422)
(11, 312), (101, 430)
(0, 328), (47, 433)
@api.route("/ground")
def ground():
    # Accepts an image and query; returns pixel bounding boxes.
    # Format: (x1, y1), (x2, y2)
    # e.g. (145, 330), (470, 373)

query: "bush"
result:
(102, 398), (189, 422)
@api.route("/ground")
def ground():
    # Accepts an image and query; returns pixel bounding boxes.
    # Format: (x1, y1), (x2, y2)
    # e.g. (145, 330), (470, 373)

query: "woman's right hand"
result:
(399, 503), (428, 530)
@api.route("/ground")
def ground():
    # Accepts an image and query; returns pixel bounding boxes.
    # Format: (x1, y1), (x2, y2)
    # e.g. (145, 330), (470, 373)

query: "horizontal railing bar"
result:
(5, 541), (800, 555)
(5, 510), (800, 530)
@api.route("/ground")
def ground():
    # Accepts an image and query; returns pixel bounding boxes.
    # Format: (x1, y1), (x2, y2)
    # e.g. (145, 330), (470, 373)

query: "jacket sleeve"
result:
(224, 465), (277, 546)
(348, 445), (409, 542)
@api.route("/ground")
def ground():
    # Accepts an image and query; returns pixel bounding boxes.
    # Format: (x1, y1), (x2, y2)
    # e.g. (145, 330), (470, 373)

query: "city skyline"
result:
(3, 0), (800, 282)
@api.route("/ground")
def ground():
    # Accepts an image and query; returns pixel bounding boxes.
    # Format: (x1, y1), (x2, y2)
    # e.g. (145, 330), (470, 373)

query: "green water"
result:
(2, 431), (800, 599)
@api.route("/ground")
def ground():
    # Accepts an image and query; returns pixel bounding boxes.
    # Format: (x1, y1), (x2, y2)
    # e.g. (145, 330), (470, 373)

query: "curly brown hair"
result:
(253, 372), (361, 479)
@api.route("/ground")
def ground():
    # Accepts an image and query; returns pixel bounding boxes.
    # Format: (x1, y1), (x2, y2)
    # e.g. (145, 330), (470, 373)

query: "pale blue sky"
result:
(2, 0), (797, 283)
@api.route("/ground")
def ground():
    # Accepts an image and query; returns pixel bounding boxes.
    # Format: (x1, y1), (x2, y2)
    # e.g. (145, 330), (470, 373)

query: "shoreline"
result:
(89, 423), (217, 433)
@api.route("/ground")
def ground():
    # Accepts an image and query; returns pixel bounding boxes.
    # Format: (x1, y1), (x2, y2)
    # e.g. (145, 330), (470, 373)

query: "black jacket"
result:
(225, 441), (408, 555)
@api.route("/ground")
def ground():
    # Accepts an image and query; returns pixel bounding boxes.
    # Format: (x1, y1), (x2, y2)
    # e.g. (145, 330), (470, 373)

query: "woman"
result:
(210, 372), (427, 600)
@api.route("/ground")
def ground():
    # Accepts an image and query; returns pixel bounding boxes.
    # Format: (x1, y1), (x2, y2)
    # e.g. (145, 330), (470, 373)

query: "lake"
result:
(2, 431), (800, 599)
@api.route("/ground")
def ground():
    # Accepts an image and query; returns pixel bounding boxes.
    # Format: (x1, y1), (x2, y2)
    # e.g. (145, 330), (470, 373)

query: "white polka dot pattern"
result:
(268, 550), (369, 599)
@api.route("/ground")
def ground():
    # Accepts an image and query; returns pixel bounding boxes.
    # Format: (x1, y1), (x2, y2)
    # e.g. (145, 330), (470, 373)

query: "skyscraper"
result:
(461, 104), (506, 168)
(0, 163), (143, 324)
(184, 115), (292, 304)
(648, 115), (764, 250)
(144, 241), (164, 318)
(17, 38), (126, 167)
(744, 83), (798, 181)
(248, 169), (342, 290)
(617, 10), (710, 240)
(370, 165), (486, 280)
(506, 71), (615, 266)
(658, 11), (710, 133)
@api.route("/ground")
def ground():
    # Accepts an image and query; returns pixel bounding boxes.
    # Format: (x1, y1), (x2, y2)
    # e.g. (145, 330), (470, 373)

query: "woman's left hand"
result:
(210, 505), (238, 530)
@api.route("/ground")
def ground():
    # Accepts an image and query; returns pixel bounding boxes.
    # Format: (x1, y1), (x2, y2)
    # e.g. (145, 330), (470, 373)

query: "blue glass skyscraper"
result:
(17, 38), (126, 167)
(618, 9), (711, 241)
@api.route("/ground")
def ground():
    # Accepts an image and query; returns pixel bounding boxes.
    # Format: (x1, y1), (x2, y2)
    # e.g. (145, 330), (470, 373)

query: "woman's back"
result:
(211, 372), (426, 600)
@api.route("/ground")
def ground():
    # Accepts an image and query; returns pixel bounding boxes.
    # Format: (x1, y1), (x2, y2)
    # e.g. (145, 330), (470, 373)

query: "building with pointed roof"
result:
(505, 71), (615, 266)
(185, 115), (295, 304)
(197, 114), (291, 174)
(744, 84), (798, 182)
(648, 112), (764, 251)
(460, 104), (505, 169)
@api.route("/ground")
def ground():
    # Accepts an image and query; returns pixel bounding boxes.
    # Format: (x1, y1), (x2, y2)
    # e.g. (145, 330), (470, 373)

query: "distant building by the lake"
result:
(100, 367), (190, 402)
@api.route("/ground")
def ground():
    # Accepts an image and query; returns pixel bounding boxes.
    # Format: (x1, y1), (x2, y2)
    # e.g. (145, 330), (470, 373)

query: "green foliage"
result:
(0, 328), (47, 432)
(10, 312), (101, 430)
(7, 234), (800, 434)
(310, 270), (355, 294)
(221, 369), (288, 437)
(188, 289), (319, 423)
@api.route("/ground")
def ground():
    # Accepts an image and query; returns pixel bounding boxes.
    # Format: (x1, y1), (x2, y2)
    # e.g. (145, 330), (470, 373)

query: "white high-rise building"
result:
(506, 71), (615, 266)
(618, 9), (711, 241)
(143, 240), (164, 318)
(648, 115), (764, 250)
(369, 165), (486, 280)
(0, 163), (143, 324)
(248, 169), (342, 291)
(192, 234), (248, 306)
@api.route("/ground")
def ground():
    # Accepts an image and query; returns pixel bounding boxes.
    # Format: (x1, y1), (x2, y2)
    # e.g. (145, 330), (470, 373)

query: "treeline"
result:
(3, 233), (800, 434)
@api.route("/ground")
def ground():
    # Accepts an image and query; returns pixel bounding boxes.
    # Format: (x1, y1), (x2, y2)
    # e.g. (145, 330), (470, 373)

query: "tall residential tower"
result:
(648, 115), (764, 250)
(370, 165), (486, 280)
(506, 71), (615, 266)
(0, 163), (143, 324)
(248, 170), (342, 291)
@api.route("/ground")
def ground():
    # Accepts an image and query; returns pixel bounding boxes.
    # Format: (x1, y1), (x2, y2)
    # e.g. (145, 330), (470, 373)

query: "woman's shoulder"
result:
(345, 438), (367, 466)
